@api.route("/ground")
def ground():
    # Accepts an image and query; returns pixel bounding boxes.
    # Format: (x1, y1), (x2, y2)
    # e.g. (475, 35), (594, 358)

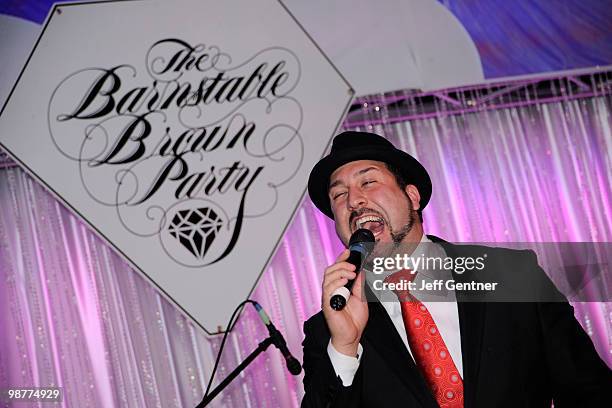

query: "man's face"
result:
(328, 160), (422, 247)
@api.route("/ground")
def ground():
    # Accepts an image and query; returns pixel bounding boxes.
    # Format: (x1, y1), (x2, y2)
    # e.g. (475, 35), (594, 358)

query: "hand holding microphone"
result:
(330, 229), (375, 310)
(322, 229), (374, 357)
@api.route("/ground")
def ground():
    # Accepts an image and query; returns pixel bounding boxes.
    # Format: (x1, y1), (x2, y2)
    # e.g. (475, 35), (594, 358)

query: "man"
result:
(301, 131), (610, 407)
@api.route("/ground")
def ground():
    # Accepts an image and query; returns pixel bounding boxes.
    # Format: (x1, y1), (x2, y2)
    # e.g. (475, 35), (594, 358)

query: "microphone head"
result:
(349, 228), (375, 246)
(286, 357), (302, 375)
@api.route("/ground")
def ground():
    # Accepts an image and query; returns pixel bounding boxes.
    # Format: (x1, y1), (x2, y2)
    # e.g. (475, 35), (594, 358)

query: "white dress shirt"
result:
(327, 234), (463, 386)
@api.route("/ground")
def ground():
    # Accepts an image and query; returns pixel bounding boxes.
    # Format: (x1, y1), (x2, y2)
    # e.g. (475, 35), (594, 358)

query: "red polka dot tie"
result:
(385, 269), (464, 408)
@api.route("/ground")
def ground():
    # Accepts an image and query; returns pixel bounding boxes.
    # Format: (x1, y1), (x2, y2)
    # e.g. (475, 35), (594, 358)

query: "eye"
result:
(333, 191), (347, 200)
(362, 180), (376, 187)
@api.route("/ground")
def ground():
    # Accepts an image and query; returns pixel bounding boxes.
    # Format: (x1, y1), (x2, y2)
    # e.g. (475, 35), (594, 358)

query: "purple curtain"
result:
(1, 72), (610, 407)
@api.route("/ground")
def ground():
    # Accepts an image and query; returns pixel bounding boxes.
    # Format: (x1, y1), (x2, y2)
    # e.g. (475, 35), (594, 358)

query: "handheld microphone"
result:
(253, 302), (302, 375)
(330, 228), (375, 311)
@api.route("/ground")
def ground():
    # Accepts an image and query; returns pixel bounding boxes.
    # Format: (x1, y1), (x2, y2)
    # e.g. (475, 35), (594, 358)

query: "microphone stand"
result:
(196, 336), (274, 407)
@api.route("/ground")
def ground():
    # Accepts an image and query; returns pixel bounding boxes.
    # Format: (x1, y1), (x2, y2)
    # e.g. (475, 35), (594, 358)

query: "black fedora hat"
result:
(307, 131), (432, 219)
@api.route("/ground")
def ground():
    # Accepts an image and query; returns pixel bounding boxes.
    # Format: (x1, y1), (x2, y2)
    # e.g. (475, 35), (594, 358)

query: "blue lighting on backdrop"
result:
(2, 0), (611, 80)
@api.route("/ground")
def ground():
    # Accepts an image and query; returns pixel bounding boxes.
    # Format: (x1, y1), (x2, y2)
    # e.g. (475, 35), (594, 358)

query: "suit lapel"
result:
(363, 297), (439, 408)
(431, 236), (486, 408)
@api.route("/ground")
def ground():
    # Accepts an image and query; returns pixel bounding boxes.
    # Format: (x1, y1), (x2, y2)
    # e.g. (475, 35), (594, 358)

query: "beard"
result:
(389, 197), (417, 244)
(364, 194), (418, 266)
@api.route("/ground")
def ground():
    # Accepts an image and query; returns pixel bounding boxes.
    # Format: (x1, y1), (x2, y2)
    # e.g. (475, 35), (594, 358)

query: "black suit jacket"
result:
(301, 237), (611, 407)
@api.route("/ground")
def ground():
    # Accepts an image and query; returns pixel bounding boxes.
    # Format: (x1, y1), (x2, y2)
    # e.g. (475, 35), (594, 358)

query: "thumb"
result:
(335, 248), (350, 262)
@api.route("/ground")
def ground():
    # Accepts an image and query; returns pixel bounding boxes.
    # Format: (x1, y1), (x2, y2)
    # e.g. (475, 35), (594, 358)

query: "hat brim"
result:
(307, 145), (432, 219)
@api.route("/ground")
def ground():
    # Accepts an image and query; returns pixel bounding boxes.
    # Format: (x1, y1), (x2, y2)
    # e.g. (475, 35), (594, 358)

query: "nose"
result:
(347, 188), (367, 210)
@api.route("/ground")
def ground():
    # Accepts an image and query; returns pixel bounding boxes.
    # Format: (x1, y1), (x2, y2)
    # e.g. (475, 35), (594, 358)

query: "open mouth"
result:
(353, 214), (385, 236)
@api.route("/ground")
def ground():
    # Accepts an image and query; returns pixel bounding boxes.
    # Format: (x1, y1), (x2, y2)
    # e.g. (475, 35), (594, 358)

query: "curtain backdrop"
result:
(1, 74), (611, 407)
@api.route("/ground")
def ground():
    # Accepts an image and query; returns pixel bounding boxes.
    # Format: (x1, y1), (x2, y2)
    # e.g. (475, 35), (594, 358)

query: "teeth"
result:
(356, 215), (383, 230)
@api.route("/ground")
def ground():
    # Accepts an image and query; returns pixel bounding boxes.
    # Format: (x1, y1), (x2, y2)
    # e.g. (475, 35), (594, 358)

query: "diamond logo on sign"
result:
(168, 207), (223, 259)
(0, 0), (353, 333)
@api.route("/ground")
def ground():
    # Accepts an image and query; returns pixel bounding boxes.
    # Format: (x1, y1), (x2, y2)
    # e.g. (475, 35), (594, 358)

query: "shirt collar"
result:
(366, 233), (454, 316)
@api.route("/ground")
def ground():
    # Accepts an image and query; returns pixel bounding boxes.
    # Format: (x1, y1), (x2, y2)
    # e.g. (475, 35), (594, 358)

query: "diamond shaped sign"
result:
(0, 0), (353, 333)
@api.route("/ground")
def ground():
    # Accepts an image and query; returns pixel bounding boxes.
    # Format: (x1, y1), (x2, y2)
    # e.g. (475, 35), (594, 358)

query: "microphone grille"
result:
(349, 228), (375, 246)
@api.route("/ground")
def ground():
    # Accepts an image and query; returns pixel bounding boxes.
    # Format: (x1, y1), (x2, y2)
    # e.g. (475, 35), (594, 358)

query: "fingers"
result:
(321, 250), (357, 308)
(324, 261), (356, 277)
(323, 264), (356, 293)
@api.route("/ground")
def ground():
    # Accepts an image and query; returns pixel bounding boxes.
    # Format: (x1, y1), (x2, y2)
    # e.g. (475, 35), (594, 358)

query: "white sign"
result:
(0, 0), (353, 333)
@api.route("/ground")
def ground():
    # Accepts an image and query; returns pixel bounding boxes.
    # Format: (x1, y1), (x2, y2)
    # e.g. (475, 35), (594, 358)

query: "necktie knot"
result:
(384, 268), (417, 302)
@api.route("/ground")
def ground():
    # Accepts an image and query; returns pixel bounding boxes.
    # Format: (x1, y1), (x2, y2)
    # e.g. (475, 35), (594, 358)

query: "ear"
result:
(405, 184), (421, 211)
